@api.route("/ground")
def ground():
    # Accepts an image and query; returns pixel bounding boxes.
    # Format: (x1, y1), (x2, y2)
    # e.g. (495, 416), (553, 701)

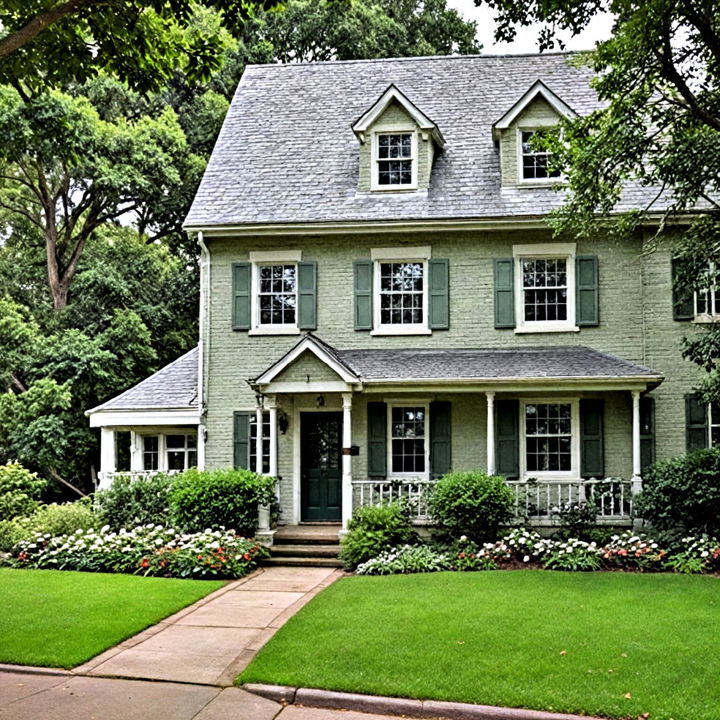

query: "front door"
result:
(300, 412), (342, 521)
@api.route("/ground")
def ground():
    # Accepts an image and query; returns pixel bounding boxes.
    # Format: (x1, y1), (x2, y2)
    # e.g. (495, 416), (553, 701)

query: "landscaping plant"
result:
(0, 462), (47, 520)
(169, 468), (276, 536)
(429, 471), (514, 542)
(340, 501), (416, 570)
(356, 544), (453, 575)
(95, 472), (174, 530)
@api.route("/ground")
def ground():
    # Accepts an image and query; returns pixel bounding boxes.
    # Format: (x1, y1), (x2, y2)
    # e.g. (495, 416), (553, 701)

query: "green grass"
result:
(240, 571), (720, 720)
(0, 568), (224, 668)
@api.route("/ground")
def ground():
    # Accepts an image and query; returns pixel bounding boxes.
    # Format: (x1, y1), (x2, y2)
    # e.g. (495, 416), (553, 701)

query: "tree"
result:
(476, 0), (720, 399)
(0, 0), (283, 93)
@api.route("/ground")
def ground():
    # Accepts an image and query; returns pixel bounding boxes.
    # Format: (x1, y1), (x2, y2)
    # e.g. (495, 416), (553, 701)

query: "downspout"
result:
(197, 231), (210, 469)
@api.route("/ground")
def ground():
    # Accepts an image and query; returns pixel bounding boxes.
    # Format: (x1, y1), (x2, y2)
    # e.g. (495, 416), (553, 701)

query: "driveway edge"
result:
(241, 684), (606, 720)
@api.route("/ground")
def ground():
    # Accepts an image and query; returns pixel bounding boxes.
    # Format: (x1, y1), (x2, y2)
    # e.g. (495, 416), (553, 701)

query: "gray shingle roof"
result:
(185, 52), (667, 229)
(87, 348), (199, 413)
(336, 346), (661, 382)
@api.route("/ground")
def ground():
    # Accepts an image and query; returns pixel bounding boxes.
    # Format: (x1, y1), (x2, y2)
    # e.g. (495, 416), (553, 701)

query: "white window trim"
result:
(139, 432), (198, 472)
(371, 130), (418, 192)
(519, 398), (580, 481)
(516, 126), (562, 187)
(387, 401), (430, 480)
(250, 259), (301, 334)
(513, 243), (578, 334)
(370, 250), (431, 335)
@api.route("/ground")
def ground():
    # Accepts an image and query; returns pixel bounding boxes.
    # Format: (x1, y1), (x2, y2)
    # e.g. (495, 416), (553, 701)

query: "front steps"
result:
(264, 524), (343, 567)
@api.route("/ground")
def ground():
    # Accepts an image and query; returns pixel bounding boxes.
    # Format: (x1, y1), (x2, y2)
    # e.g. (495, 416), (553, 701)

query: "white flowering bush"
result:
(495, 528), (554, 563)
(356, 544), (453, 575)
(5, 524), (267, 579)
(664, 535), (720, 574)
(542, 538), (602, 571)
(602, 531), (666, 570)
(452, 536), (497, 571)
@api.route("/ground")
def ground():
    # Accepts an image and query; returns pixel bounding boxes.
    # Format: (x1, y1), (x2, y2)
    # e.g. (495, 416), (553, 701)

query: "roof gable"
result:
(352, 84), (445, 148)
(493, 79), (578, 139)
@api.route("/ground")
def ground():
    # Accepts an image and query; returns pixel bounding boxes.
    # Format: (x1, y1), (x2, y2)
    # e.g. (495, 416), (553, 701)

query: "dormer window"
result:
(376, 132), (414, 187)
(520, 130), (561, 181)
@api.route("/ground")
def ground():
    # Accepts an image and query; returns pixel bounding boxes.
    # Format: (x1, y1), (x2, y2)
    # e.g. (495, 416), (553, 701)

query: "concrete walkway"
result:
(75, 565), (343, 686)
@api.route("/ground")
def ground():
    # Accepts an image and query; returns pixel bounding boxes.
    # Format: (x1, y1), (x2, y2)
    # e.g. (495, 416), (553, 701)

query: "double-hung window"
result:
(142, 436), (159, 471)
(519, 129), (561, 182)
(513, 243), (577, 333)
(389, 405), (428, 476)
(373, 132), (416, 190)
(247, 251), (303, 334)
(167, 434), (197, 471)
(522, 400), (578, 478)
(694, 263), (720, 321)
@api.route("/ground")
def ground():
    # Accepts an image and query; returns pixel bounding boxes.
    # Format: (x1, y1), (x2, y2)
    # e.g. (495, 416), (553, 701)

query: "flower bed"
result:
(4, 524), (268, 579)
(355, 529), (720, 576)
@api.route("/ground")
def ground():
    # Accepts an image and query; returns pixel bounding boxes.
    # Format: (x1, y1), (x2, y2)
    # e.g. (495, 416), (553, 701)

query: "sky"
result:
(446, 0), (615, 54)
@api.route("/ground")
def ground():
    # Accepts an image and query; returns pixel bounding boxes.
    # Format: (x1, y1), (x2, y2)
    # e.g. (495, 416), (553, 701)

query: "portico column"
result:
(129, 431), (142, 473)
(631, 390), (642, 492)
(486, 392), (496, 476)
(267, 396), (278, 479)
(99, 428), (117, 490)
(341, 393), (353, 532)
(255, 404), (264, 475)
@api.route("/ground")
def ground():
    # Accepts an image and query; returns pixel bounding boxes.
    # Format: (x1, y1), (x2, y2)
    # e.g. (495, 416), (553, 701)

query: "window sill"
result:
(371, 326), (432, 336)
(248, 327), (301, 336)
(369, 185), (419, 193)
(514, 324), (579, 334)
(693, 315), (720, 324)
(514, 180), (564, 189)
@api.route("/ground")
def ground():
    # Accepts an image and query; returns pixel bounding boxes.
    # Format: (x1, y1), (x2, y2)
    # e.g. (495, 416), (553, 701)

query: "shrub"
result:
(0, 463), (46, 520)
(495, 527), (553, 564)
(429, 471), (514, 542)
(543, 539), (602, 572)
(635, 449), (720, 536)
(0, 518), (31, 552)
(169, 468), (276, 536)
(356, 544), (452, 575)
(6, 525), (267, 579)
(340, 501), (416, 570)
(602, 531), (666, 571)
(663, 535), (720, 574)
(451, 538), (497, 571)
(95, 473), (174, 530)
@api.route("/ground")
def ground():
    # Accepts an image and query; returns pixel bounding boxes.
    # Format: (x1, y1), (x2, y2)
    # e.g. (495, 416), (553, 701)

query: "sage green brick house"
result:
(87, 53), (713, 538)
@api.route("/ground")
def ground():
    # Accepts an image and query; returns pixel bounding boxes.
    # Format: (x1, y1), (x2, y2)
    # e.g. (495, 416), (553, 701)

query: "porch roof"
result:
(86, 347), (199, 415)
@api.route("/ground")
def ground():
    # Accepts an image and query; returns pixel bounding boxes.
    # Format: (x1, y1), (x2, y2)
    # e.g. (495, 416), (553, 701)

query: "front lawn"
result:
(240, 571), (720, 720)
(0, 568), (223, 668)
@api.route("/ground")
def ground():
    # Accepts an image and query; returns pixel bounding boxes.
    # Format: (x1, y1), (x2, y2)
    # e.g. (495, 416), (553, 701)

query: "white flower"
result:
(523, 555), (530, 563)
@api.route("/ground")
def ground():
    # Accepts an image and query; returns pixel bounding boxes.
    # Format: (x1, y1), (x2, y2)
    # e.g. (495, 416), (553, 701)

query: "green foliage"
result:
(169, 468), (276, 536)
(635, 449), (720, 537)
(429, 471), (514, 542)
(0, 462), (46, 520)
(94, 473), (174, 531)
(0, 519), (30, 552)
(355, 544), (453, 575)
(551, 500), (599, 541)
(542, 539), (602, 572)
(340, 502), (416, 570)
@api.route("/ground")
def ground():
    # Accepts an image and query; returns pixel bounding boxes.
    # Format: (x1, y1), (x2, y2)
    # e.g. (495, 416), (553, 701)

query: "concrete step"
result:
(274, 524), (342, 545)
(263, 556), (343, 568)
(272, 543), (341, 558)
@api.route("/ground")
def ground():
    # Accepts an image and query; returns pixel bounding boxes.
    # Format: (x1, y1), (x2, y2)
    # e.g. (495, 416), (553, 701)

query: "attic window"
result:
(520, 130), (561, 181)
(374, 132), (415, 189)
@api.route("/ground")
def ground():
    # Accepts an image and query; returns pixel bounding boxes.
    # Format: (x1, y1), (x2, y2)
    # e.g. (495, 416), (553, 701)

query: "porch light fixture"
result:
(316, 394), (325, 408)
(278, 411), (289, 435)
(255, 391), (264, 408)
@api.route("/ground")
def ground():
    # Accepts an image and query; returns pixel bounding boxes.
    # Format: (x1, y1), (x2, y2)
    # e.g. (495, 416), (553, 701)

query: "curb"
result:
(242, 684), (606, 720)
(0, 663), (71, 677)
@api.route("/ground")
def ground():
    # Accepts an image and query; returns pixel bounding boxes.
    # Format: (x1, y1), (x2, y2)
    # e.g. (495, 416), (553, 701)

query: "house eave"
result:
(87, 409), (201, 428)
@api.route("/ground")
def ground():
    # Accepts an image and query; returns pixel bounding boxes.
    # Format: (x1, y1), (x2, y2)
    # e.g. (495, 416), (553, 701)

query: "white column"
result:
(341, 393), (353, 532)
(631, 390), (642, 488)
(197, 424), (206, 470)
(255, 405), (264, 475)
(99, 428), (117, 490)
(129, 431), (143, 472)
(486, 391), (496, 476)
(267, 396), (278, 478)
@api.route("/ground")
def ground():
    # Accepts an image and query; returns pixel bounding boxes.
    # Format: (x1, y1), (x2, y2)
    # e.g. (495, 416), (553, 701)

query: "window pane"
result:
(166, 435), (184, 449)
(167, 451), (186, 471)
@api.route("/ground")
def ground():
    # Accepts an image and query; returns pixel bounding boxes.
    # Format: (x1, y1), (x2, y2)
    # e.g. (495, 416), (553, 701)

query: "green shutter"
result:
(232, 263), (251, 330)
(640, 396), (655, 474)
(430, 401), (452, 479)
(580, 399), (604, 478)
(233, 412), (251, 469)
(495, 399), (519, 478)
(297, 261), (317, 330)
(672, 258), (694, 320)
(576, 255), (599, 327)
(428, 259), (449, 330)
(686, 395), (708, 450)
(367, 402), (387, 477)
(353, 260), (373, 330)
(494, 259), (515, 328)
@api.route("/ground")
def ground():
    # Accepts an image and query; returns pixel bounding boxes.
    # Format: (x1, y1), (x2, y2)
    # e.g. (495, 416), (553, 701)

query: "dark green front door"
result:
(301, 412), (342, 522)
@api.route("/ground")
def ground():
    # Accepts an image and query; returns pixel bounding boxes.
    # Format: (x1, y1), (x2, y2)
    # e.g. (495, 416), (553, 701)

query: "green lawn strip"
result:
(239, 571), (720, 720)
(0, 568), (224, 668)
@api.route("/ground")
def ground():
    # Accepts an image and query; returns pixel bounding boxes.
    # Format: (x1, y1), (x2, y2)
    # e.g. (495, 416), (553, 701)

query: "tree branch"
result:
(0, 0), (94, 58)
(47, 467), (87, 497)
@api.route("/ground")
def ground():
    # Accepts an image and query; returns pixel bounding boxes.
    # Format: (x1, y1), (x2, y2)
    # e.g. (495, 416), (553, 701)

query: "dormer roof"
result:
(492, 79), (579, 140)
(351, 84), (446, 148)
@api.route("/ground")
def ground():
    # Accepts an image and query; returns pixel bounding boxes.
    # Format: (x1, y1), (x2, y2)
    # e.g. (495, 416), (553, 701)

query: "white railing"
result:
(352, 477), (633, 525)
(506, 478), (633, 523)
(352, 479), (436, 523)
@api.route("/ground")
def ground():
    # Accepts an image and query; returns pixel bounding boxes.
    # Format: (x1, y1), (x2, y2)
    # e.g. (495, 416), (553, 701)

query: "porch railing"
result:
(352, 477), (633, 525)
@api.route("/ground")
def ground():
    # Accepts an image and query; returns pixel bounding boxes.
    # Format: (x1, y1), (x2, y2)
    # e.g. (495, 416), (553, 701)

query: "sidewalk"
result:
(75, 565), (343, 686)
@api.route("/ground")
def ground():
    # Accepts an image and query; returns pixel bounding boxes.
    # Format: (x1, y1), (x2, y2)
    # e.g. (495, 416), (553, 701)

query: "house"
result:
(87, 52), (711, 539)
